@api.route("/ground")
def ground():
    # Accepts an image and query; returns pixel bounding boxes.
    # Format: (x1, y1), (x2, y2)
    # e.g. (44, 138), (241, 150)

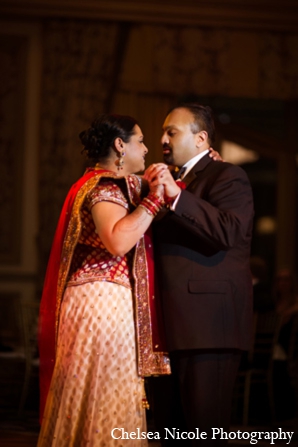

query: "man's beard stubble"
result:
(163, 152), (174, 166)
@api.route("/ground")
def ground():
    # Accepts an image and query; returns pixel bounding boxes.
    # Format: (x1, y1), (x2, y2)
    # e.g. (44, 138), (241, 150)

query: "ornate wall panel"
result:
(151, 26), (230, 96)
(0, 36), (26, 264)
(148, 25), (298, 100)
(0, 292), (22, 347)
(259, 33), (298, 99)
(38, 19), (125, 274)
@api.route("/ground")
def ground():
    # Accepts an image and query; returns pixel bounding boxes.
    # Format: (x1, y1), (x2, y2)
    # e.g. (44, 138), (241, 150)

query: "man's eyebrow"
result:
(162, 124), (177, 131)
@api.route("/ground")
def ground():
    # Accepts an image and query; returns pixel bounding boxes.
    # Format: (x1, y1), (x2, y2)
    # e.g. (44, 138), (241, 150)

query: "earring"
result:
(117, 151), (125, 170)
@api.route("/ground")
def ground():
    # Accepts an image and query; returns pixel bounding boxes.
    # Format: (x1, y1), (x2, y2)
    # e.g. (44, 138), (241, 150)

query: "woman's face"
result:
(123, 125), (148, 174)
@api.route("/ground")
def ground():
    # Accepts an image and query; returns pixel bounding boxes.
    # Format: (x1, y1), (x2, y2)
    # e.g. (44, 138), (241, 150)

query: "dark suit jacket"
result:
(153, 154), (254, 352)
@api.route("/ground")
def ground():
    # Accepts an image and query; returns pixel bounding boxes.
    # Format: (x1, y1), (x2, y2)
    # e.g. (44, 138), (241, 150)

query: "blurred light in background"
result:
(221, 140), (259, 165)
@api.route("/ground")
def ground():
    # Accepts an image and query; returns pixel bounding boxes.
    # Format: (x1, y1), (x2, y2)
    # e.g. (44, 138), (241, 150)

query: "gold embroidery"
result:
(88, 181), (130, 210)
(55, 172), (119, 341)
(54, 171), (170, 377)
(133, 237), (171, 376)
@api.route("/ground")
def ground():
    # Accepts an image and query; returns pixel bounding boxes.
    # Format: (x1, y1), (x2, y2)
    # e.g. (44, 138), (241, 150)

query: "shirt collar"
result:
(180, 149), (210, 178)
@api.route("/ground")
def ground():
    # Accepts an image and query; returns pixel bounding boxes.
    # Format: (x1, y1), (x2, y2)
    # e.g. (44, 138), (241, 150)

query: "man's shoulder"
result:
(206, 158), (250, 179)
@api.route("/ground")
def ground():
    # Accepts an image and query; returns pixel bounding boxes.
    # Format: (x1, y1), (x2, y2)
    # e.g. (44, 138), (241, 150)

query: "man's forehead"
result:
(162, 123), (178, 131)
(163, 108), (194, 129)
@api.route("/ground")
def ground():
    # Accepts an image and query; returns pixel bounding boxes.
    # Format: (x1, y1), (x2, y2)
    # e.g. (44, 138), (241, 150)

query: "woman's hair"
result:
(80, 114), (138, 162)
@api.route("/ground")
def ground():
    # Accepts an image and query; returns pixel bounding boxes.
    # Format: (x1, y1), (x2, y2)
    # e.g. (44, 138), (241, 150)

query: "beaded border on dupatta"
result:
(54, 172), (170, 377)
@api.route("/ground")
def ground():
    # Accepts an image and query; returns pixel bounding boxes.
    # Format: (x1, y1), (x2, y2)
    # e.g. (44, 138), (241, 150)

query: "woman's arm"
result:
(91, 200), (157, 256)
(91, 174), (165, 256)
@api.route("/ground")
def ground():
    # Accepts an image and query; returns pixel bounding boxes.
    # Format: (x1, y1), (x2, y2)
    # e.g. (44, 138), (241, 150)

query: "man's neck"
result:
(181, 149), (210, 178)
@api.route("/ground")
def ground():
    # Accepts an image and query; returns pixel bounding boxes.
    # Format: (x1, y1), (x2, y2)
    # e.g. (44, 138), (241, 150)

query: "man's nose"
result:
(161, 133), (168, 145)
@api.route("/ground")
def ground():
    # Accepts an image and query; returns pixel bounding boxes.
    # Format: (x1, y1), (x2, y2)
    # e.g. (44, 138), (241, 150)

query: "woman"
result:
(37, 114), (171, 447)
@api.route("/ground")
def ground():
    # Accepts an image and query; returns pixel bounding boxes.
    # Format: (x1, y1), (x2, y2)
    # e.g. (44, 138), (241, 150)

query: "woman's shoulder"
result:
(86, 178), (129, 209)
(96, 173), (142, 194)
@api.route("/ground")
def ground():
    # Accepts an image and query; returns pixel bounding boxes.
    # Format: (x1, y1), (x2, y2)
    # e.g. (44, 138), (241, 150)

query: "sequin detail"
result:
(37, 282), (147, 447)
(88, 181), (130, 211)
(54, 172), (170, 376)
(67, 181), (133, 289)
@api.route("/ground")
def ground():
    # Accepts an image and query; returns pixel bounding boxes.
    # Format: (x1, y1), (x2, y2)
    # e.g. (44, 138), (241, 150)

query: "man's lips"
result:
(163, 146), (171, 154)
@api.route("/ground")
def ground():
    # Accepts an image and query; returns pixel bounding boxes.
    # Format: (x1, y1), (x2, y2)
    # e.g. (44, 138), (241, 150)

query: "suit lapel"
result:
(183, 153), (212, 187)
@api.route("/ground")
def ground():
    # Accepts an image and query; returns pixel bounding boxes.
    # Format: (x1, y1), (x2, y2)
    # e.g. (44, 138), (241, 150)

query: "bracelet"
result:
(139, 192), (164, 217)
(164, 193), (179, 207)
(164, 180), (186, 207)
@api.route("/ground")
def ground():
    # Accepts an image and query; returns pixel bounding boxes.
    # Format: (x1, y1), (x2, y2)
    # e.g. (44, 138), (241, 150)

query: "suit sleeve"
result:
(173, 164), (254, 250)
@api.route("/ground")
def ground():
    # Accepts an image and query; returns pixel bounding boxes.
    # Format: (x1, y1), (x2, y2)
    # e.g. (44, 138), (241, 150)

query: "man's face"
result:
(161, 107), (200, 167)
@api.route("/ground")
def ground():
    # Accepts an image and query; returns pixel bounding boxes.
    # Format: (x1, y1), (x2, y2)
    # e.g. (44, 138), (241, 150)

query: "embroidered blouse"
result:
(67, 179), (133, 289)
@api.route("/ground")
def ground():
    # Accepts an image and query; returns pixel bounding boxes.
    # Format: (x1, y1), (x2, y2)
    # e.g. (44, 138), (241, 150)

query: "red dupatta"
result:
(38, 168), (170, 421)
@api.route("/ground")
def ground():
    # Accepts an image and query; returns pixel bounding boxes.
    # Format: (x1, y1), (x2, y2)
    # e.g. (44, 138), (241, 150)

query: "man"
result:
(145, 103), (254, 445)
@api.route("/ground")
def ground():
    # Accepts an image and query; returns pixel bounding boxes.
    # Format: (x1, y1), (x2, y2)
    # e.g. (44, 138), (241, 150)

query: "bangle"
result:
(164, 193), (179, 207)
(139, 192), (164, 217)
(164, 180), (186, 207)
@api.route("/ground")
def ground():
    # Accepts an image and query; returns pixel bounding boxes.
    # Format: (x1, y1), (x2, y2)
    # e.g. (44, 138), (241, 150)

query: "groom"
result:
(145, 103), (254, 445)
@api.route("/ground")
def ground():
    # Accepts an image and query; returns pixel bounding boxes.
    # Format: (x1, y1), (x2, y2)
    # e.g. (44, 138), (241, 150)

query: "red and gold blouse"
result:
(67, 180), (134, 289)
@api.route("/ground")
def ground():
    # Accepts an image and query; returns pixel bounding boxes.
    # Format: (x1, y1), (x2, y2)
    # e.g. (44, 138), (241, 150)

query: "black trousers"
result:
(148, 349), (241, 446)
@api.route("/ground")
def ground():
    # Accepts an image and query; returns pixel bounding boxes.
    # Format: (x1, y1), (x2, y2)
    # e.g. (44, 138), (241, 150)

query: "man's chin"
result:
(163, 154), (173, 165)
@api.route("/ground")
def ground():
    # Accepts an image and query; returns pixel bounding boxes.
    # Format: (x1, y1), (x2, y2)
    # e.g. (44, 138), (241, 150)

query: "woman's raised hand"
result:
(144, 163), (181, 200)
(209, 147), (224, 161)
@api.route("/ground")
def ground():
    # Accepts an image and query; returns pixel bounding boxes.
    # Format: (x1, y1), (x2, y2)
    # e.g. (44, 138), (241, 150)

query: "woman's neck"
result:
(94, 161), (134, 177)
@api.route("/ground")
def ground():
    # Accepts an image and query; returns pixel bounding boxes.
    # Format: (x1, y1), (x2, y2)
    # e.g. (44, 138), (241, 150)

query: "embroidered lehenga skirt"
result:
(37, 281), (147, 447)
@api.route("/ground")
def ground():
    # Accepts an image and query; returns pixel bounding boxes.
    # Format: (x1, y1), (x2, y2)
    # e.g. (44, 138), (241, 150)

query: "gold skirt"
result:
(37, 281), (147, 447)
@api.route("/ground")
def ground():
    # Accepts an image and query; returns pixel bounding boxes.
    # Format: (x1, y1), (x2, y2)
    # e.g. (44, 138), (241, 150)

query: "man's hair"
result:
(171, 103), (216, 146)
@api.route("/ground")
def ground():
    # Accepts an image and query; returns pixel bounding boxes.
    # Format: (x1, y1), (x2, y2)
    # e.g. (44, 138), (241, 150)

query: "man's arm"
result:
(146, 163), (254, 251)
(173, 165), (254, 250)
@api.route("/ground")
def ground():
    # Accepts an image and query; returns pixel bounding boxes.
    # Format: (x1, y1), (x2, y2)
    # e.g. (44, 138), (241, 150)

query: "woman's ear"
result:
(114, 137), (124, 154)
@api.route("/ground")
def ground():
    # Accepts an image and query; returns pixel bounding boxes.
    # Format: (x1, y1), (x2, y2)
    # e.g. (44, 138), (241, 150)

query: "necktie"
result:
(176, 166), (186, 180)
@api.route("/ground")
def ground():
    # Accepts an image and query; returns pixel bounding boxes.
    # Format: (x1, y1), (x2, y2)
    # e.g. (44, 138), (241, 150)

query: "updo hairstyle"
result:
(80, 114), (139, 163)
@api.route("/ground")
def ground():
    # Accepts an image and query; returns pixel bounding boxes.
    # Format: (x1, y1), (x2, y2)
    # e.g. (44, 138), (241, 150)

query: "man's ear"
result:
(196, 130), (208, 148)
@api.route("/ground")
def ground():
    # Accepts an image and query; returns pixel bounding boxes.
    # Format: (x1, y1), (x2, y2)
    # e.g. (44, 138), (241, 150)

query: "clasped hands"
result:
(144, 164), (179, 202)
(144, 148), (223, 201)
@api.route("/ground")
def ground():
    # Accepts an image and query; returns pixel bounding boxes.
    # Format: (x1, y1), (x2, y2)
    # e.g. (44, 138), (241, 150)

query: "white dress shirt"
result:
(171, 149), (210, 209)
